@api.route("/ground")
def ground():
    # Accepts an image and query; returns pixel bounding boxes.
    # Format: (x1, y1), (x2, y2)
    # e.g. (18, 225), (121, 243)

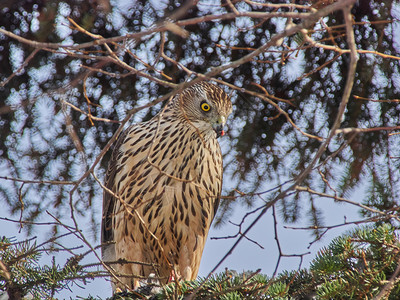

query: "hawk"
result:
(101, 81), (232, 291)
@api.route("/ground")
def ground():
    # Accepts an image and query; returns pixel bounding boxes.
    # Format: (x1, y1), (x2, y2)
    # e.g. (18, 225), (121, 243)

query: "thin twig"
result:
(295, 186), (400, 222)
(0, 48), (40, 87)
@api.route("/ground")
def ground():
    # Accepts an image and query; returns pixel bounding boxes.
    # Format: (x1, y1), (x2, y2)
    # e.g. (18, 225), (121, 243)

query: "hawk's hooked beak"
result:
(213, 116), (227, 138)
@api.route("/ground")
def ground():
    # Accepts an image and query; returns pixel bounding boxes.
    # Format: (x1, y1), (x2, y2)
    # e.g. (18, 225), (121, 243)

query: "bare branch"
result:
(0, 48), (39, 88)
(0, 176), (75, 185)
(295, 186), (400, 222)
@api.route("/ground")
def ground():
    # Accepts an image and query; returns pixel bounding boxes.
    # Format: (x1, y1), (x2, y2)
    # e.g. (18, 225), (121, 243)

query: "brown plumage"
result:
(101, 81), (232, 291)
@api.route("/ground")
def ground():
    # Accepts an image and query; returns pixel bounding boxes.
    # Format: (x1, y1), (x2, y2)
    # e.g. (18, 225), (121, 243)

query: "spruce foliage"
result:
(110, 224), (400, 299)
(0, 236), (101, 299)
(4, 225), (397, 299)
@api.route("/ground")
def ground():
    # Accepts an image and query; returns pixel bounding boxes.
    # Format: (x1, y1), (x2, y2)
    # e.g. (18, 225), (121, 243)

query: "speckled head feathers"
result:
(170, 82), (232, 137)
(180, 81), (232, 116)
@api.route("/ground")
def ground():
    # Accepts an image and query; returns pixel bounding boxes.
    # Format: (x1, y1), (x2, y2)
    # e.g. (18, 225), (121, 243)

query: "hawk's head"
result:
(176, 82), (232, 138)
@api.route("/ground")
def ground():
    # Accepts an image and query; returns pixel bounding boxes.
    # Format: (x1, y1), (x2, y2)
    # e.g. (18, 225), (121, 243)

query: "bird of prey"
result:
(101, 81), (232, 291)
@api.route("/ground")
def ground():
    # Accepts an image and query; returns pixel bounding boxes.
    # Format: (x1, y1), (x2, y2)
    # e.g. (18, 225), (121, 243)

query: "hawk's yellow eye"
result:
(201, 102), (211, 112)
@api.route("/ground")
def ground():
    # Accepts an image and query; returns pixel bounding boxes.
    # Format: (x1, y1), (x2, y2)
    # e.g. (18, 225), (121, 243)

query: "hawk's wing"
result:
(101, 128), (130, 259)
